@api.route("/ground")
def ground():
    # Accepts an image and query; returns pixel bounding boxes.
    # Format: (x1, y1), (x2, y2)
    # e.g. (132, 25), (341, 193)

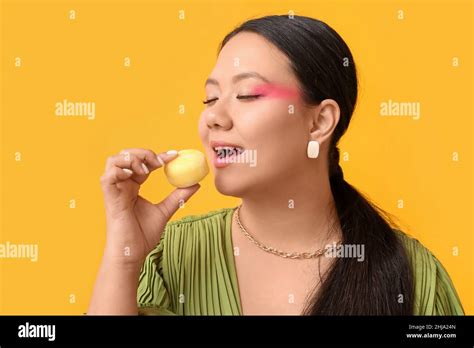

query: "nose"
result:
(205, 103), (232, 130)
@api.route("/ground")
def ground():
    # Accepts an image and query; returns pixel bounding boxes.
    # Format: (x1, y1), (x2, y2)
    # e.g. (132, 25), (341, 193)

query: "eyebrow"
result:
(204, 71), (270, 87)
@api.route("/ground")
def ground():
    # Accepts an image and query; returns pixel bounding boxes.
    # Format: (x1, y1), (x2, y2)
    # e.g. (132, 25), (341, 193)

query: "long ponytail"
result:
(302, 146), (414, 314)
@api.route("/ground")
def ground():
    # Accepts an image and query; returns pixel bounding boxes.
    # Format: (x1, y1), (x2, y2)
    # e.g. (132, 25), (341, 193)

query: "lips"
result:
(209, 140), (245, 168)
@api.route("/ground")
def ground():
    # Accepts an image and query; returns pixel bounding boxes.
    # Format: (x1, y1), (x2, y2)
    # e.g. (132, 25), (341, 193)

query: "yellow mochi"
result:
(164, 149), (209, 188)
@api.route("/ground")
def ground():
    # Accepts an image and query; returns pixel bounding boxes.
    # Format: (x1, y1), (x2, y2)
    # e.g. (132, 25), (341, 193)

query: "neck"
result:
(237, 172), (341, 252)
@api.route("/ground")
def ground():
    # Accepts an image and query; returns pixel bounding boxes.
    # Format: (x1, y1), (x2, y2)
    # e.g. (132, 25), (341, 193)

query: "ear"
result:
(308, 99), (340, 145)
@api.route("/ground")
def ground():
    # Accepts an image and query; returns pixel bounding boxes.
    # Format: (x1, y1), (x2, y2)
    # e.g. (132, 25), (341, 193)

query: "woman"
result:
(88, 15), (464, 315)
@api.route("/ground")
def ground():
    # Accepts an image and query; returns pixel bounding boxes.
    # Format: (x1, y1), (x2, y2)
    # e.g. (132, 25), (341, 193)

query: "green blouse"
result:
(136, 206), (464, 315)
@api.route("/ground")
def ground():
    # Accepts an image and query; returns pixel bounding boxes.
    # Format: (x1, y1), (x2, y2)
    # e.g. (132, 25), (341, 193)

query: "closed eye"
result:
(236, 94), (262, 100)
(202, 94), (263, 105)
(202, 97), (218, 105)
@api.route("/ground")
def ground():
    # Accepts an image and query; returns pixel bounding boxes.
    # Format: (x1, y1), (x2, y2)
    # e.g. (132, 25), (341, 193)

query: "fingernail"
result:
(166, 150), (178, 155)
(141, 163), (150, 174)
(123, 168), (133, 175)
(156, 155), (165, 166)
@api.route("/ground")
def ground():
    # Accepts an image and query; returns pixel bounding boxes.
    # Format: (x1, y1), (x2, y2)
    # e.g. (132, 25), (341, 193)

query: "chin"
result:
(214, 176), (247, 197)
(213, 171), (261, 197)
(214, 170), (271, 198)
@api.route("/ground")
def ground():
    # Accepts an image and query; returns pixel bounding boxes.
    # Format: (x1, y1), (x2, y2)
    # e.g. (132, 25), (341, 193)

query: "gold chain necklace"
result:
(235, 205), (340, 260)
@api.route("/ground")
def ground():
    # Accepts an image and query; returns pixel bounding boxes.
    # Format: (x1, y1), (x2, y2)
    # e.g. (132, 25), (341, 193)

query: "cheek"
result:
(238, 101), (306, 163)
(238, 99), (296, 134)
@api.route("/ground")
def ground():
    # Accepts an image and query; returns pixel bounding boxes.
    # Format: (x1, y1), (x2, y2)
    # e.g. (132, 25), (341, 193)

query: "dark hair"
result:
(220, 15), (414, 315)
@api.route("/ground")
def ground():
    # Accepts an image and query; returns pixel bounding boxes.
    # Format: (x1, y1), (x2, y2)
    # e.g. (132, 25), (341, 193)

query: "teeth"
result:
(213, 146), (244, 157)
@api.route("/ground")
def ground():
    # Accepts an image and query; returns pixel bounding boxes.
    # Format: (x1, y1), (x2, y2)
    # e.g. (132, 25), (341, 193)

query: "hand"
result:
(99, 148), (200, 266)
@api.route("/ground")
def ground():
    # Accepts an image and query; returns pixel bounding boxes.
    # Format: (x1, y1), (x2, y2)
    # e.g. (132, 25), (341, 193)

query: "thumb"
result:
(155, 184), (201, 220)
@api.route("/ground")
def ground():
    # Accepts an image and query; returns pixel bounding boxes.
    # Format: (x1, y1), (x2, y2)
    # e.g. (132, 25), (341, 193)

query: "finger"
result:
(155, 184), (201, 220)
(155, 150), (180, 168)
(105, 154), (133, 172)
(118, 148), (179, 174)
(107, 152), (148, 176)
(104, 155), (144, 188)
(100, 166), (134, 191)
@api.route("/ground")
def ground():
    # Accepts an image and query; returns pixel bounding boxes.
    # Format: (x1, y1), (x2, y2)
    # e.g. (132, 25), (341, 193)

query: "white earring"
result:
(307, 140), (320, 159)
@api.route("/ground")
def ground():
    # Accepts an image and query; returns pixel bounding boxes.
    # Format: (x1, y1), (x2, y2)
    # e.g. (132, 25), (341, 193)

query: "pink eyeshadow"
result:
(251, 83), (300, 100)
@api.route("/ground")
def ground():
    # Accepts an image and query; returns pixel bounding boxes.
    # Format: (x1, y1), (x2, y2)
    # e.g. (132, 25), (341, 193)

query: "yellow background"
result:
(1, 0), (472, 314)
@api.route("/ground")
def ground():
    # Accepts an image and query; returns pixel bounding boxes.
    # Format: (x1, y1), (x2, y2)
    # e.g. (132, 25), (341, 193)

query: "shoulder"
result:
(394, 229), (436, 270)
(165, 206), (236, 229)
(393, 229), (464, 315)
(161, 206), (236, 242)
(158, 206), (237, 259)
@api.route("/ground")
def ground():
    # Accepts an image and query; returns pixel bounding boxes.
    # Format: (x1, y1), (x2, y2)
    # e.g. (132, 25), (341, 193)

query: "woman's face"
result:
(198, 32), (319, 197)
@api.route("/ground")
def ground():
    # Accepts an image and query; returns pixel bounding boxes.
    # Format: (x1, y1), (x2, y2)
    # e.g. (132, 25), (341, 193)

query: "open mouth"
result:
(212, 146), (245, 159)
